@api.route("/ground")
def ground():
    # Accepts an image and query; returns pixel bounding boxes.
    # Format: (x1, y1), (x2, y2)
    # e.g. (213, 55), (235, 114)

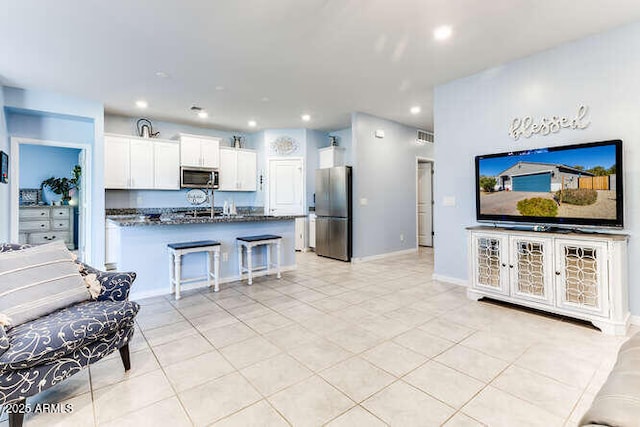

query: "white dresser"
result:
(19, 206), (75, 250)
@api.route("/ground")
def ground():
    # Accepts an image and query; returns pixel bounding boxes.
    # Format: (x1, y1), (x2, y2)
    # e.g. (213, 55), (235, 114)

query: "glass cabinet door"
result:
(510, 237), (554, 305)
(472, 234), (509, 295)
(554, 239), (608, 317)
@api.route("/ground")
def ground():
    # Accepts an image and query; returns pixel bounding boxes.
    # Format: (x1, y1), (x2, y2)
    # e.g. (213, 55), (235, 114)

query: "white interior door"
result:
(77, 150), (87, 261)
(269, 159), (304, 215)
(418, 161), (433, 246)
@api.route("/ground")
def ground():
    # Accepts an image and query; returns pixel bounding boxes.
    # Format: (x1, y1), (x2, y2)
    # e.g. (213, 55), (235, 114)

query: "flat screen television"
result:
(475, 140), (623, 228)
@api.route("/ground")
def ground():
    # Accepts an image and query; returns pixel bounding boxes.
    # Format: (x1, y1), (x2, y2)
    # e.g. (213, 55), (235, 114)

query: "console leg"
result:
(8, 398), (25, 427)
(119, 344), (131, 371)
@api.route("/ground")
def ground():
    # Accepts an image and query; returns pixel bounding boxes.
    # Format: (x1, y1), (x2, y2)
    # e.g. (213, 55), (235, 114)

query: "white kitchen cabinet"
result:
(295, 217), (308, 251)
(309, 214), (316, 249)
(179, 134), (220, 168)
(237, 150), (257, 191)
(105, 221), (120, 269)
(468, 226), (629, 335)
(105, 134), (180, 190)
(218, 147), (257, 192)
(319, 146), (345, 168)
(154, 141), (180, 190)
(129, 140), (154, 189)
(104, 135), (131, 189)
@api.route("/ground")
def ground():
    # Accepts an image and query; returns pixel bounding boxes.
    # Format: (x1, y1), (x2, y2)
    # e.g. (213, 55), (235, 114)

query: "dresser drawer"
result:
(28, 232), (70, 245)
(19, 208), (50, 219)
(51, 219), (70, 230)
(19, 220), (50, 232)
(51, 208), (71, 219)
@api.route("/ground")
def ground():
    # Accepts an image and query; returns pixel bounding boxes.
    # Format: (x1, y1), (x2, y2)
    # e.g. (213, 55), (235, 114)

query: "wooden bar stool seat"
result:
(236, 234), (282, 285)
(168, 240), (221, 299)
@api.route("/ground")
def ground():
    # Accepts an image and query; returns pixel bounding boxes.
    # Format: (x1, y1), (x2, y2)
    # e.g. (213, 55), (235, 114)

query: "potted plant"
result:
(41, 165), (81, 205)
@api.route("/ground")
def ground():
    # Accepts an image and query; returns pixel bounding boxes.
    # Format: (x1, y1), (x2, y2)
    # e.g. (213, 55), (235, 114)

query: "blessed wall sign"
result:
(509, 105), (591, 141)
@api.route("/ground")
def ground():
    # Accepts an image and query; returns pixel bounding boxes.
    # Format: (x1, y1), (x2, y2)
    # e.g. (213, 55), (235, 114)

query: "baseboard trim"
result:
(630, 315), (640, 326)
(351, 248), (417, 263)
(431, 273), (469, 287)
(129, 265), (297, 300)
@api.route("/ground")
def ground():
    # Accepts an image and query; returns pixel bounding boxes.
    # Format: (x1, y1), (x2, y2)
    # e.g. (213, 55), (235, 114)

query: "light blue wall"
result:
(7, 110), (94, 143)
(328, 127), (353, 166)
(19, 144), (81, 204)
(351, 112), (433, 259)
(104, 114), (266, 209)
(433, 22), (640, 314)
(3, 86), (105, 267)
(0, 87), (8, 241)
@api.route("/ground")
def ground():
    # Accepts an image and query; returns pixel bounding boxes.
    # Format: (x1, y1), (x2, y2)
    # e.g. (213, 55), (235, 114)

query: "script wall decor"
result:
(509, 105), (591, 141)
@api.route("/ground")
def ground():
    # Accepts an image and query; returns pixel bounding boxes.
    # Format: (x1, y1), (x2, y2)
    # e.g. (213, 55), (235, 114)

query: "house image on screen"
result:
(497, 162), (594, 192)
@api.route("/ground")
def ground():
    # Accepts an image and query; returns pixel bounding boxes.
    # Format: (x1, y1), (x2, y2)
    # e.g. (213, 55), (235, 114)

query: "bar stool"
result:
(168, 240), (221, 300)
(236, 234), (282, 285)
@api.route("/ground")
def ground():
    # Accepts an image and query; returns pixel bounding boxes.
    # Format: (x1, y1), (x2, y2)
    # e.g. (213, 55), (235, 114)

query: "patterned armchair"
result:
(0, 244), (140, 427)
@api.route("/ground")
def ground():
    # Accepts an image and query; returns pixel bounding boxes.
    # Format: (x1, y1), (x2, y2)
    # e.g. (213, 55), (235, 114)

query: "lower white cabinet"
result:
(468, 226), (629, 335)
(309, 214), (316, 249)
(295, 217), (308, 251)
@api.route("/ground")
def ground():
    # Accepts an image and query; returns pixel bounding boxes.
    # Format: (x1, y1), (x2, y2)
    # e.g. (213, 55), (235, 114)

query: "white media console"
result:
(467, 226), (629, 335)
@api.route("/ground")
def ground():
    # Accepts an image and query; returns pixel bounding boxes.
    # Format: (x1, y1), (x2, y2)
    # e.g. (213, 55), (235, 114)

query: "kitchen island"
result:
(106, 212), (298, 299)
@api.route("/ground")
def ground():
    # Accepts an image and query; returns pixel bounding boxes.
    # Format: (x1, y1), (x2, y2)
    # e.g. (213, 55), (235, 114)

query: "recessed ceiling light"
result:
(155, 71), (169, 78)
(301, 114), (311, 122)
(433, 25), (453, 41)
(248, 120), (257, 127)
(197, 111), (208, 119)
(261, 97), (270, 102)
(410, 106), (421, 114)
(135, 100), (148, 109)
(215, 86), (225, 91)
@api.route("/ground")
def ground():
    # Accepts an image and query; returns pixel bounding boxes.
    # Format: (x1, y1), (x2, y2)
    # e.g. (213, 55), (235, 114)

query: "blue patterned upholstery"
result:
(80, 264), (136, 302)
(0, 243), (139, 411)
(0, 300), (139, 371)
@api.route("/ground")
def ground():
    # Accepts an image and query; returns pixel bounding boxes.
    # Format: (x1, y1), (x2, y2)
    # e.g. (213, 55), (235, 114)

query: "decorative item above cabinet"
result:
(178, 133), (221, 168)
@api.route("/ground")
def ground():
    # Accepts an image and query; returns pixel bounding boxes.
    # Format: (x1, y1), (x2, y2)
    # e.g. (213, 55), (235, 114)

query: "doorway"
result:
(10, 137), (92, 262)
(268, 158), (304, 216)
(417, 158), (434, 247)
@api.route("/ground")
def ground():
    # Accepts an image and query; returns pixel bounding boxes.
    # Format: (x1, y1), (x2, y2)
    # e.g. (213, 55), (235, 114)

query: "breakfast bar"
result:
(106, 213), (297, 299)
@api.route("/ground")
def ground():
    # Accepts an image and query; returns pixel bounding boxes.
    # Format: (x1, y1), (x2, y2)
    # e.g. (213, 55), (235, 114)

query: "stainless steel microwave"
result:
(180, 167), (219, 189)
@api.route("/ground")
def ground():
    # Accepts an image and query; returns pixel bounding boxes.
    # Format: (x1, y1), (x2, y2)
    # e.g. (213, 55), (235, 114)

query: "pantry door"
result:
(268, 158), (304, 216)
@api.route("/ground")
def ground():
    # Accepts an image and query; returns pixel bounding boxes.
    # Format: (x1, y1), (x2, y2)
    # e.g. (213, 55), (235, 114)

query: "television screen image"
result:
(475, 140), (623, 227)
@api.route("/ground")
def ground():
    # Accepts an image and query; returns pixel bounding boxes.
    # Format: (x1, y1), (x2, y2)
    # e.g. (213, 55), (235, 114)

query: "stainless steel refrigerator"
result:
(315, 166), (352, 261)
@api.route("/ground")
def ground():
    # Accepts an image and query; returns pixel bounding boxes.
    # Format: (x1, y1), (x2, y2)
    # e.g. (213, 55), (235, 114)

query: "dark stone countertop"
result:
(107, 213), (300, 227)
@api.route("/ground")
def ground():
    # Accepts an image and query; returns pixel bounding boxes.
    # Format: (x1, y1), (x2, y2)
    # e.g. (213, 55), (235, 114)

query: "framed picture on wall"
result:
(0, 151), (8, 184)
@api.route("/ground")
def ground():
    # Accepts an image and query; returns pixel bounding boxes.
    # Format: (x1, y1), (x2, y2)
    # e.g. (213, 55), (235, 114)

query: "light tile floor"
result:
(3, 248), (637, 426)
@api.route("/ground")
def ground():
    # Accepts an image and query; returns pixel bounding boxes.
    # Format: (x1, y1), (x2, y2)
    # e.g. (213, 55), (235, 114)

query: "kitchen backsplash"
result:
(105, 206), (265, 216)
(105, 189), (263, 209)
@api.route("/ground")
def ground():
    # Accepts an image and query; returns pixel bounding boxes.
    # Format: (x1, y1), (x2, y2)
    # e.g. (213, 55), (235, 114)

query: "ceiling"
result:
(2, 1), (640, 132)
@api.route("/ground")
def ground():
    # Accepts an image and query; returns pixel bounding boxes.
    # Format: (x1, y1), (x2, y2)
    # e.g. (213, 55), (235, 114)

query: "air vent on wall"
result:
(417, 130), (434, 144)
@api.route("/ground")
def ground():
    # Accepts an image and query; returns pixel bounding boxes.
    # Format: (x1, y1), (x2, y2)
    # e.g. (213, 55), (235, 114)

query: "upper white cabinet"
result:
(154, 141), (181, 190)
(179, 134), (220, 168)
(105, 134), (180, 190)
(129, 140), (154, 189)
(319, 146), (345, 169)
(104, 135), (131, 189)
(218, 147), (257, 192)
(468, 226), (629, 335)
